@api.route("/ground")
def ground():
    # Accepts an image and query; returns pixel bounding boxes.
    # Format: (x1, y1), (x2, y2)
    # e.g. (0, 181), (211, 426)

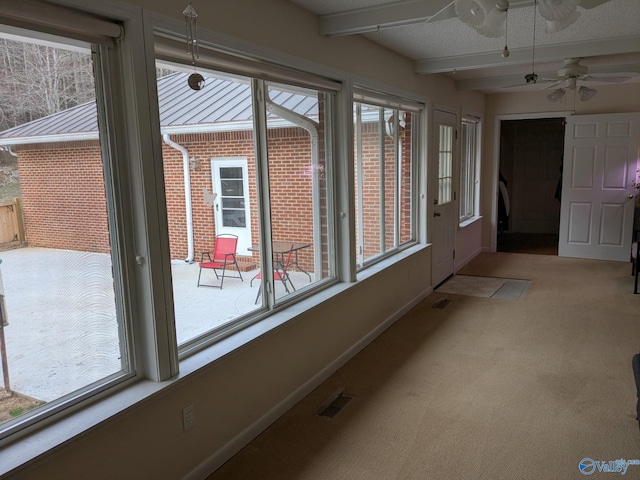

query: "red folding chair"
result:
(197, 234), (243, 289)
(251, 245), (296, 303)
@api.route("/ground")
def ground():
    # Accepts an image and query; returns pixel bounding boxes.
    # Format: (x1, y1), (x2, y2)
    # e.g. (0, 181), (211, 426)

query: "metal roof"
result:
(0, 72), (320, 146)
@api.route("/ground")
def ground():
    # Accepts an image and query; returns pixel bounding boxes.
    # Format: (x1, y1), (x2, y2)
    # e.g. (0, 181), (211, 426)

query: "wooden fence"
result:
(0, 199), (25, 250)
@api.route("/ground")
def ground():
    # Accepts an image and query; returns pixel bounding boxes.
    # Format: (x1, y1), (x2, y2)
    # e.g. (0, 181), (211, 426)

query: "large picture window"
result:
(0, 26), (134, 439)
(155, 60), (337, 351)
(353, 97), (418, 268)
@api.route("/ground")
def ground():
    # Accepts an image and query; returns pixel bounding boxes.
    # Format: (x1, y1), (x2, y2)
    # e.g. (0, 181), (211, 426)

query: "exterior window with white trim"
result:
(460, 117), (480, 222)
(0, 25), (135, 439)
(354, 99), (418, 269)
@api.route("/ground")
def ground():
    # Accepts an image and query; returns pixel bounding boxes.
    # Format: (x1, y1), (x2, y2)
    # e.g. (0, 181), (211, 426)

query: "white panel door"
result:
(558, 113), (640, 261)
(432, 109), (457, 286)
(211, 158), (252, 254)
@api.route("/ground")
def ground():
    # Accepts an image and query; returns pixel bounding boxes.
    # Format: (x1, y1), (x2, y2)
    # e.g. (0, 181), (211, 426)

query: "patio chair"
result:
(197, 234), (243, 288)
(251, 244), (296, 304)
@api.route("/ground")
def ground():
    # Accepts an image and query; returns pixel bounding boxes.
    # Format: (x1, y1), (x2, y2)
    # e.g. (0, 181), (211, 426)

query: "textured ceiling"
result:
(288, 0), (640, 92)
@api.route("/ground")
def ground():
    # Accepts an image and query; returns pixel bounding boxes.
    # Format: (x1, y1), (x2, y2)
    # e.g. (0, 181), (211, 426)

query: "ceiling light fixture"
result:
(454, 0), (580, 38)
(547, 88), (565, 102)
(501, 2), (510, 57)
(578, 86), (597, 102)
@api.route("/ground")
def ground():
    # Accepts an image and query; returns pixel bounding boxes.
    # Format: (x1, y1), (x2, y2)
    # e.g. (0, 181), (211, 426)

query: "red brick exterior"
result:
(15, 127), (322, 272)
(17, 141), (111, 253)
(15, 112), (411, 273)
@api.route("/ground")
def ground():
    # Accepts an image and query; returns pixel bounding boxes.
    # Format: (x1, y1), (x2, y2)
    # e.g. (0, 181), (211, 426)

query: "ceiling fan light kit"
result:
(455, 0), (581, 37)
(578, 85), (597, 101)
(547, 88), (565, 102)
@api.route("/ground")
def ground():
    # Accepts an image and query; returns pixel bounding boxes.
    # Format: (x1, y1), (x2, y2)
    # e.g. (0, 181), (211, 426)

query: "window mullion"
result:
(393, 110), (400, 249)
(251, 79), (275, 307)
(378, 108), (385, 252)
(356, 104), (364, 267)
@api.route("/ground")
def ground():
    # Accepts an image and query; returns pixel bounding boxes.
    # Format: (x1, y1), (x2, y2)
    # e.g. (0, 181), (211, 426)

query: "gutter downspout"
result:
(162, 134), (195, 263)
(266, 99), (320, 281)
(0, 146), (17, 158)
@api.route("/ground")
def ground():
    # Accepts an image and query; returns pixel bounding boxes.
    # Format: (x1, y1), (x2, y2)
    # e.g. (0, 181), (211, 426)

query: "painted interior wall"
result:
(481, 83), (640, 250)
(3, 0), (487, 478)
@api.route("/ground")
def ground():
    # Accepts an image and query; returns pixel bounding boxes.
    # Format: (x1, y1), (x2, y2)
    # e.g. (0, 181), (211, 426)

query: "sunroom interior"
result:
(0, 0), (638, 479)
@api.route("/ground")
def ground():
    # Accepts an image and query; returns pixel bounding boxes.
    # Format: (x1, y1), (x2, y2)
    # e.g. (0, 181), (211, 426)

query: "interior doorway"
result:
(497, 117), (565, 255)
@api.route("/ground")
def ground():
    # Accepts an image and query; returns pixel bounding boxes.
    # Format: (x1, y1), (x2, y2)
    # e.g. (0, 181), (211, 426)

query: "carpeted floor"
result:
(206, 253), (640, 480)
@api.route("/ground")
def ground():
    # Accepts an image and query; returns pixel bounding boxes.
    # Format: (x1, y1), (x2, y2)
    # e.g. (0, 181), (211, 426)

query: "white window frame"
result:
(0, 1), (178, 449)
(459, 115), (481, 224)
(151, 35), (341, 357)
(352, 90), (421, 270)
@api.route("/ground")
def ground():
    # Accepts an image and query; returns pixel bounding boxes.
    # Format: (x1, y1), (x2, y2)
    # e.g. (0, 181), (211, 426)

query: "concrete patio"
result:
(0, 247), (309, 403)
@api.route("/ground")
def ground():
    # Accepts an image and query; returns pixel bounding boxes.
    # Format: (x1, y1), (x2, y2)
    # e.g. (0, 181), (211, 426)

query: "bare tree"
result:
(0, 38), (95, 131)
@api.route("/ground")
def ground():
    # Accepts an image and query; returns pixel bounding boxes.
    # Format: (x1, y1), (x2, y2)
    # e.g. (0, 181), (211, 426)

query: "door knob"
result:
(433, 211), (441, 217)
(628, 194), (635, 199)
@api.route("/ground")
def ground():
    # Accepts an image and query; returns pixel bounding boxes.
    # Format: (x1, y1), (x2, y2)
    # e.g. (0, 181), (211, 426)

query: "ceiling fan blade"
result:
(543, 79), (565, 90)
(500, 79), (555, 91)
(583, 73), (638, 83)
(579, 0), (613, 9)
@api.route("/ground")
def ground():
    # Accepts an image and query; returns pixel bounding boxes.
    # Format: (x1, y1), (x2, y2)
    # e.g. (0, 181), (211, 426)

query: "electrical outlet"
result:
(182, 404), (194, 432)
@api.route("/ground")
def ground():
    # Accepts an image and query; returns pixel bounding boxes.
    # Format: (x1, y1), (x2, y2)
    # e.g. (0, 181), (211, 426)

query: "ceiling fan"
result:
(502, 58), (638, 101)
(540, 58), (636, 102)
(454, 0), (613, 38)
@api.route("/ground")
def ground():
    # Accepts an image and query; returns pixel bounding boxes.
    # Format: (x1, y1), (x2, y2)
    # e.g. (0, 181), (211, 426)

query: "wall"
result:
(480, 82), (640, 249)
(3, 0), (485, 478)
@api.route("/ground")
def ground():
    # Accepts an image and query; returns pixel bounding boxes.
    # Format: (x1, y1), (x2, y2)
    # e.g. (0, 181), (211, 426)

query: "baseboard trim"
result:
(455, 246), (482, 273)
(183, 287), (431, 480)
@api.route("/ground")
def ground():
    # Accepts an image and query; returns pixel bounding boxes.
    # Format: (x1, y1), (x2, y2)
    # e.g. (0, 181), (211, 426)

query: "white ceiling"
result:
(287, 0), (640, 93)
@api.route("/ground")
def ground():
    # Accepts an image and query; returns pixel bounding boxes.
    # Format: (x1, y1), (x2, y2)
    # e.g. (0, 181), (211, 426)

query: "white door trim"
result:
(490, 112), (572, 252)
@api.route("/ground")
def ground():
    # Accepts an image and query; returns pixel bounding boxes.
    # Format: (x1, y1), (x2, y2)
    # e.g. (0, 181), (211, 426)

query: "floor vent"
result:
(432, 297), (450, 309)
(317, 388), (352, 418)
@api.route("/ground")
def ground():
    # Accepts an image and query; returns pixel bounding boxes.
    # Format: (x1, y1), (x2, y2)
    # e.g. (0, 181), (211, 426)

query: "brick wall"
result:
(15, 128), (321, 272)
(17, 141), (111, 253)
(15, 115), (409, 273)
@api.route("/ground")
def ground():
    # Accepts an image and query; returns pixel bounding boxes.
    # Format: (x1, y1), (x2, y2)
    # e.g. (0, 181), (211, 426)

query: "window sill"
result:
(459, 215), (482, 229)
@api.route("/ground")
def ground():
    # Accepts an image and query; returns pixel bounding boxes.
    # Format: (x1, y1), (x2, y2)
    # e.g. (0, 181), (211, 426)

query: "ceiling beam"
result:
(414, 36), (640, 74)
(317, 0), (613, 37)
(319, 0), (453, 36)
(318, 0), (542, 37)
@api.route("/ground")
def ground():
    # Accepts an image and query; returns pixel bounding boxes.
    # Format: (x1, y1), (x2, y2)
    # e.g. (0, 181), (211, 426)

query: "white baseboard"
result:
(455, 246), (483, 273)
(183, 287), (431, 480)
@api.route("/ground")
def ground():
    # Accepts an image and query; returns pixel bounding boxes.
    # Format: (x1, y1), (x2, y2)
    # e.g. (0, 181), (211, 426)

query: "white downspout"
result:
(266, 99), (321, 281)
(162, 134), (195, 263)
(1, 146), (17, 158)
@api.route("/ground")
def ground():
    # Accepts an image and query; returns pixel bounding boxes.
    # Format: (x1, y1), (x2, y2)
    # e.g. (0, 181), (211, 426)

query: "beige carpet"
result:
(207, 253), (640, 480)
